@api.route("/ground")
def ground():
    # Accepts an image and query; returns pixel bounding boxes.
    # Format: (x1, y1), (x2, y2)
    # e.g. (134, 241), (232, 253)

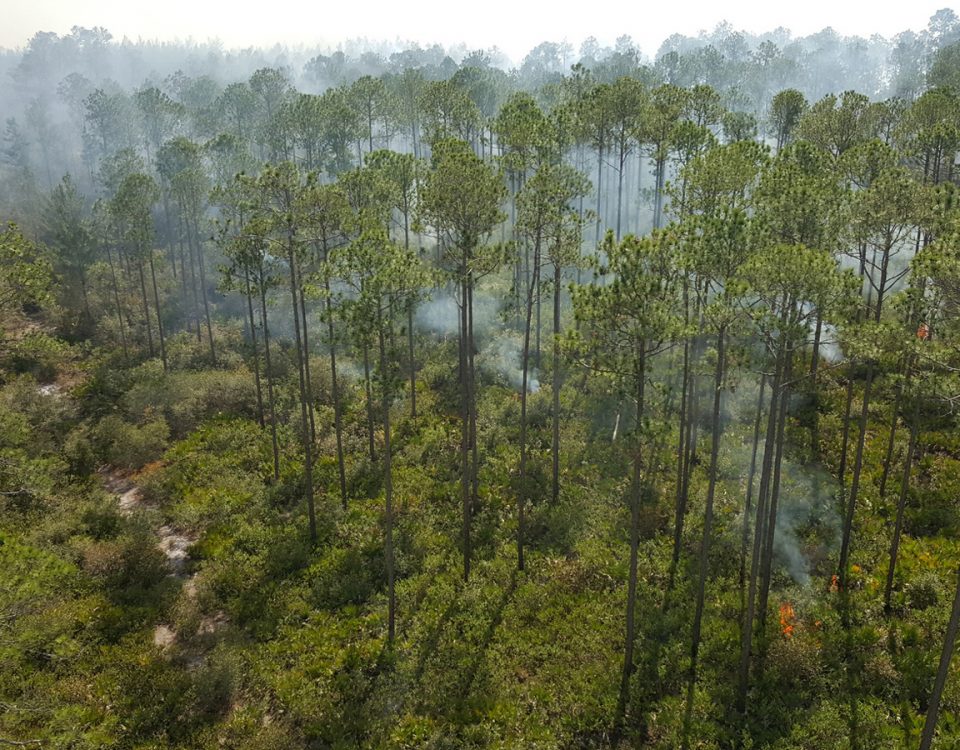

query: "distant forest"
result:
(3, 11), (960, 216)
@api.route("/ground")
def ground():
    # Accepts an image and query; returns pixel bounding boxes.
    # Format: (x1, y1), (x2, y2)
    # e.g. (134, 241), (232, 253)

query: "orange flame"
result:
(829, 574), (840, 593)
(917, 323), (930, 341)
(779, 602), (796, 639)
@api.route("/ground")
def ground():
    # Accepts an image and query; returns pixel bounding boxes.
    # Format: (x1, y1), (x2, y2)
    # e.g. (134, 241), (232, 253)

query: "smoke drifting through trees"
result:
(4, 8), (960, 749)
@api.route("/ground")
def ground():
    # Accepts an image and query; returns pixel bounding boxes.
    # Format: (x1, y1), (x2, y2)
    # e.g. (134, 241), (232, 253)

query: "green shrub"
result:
(93, 414), (170, 469)
(2, 331), (69, 381)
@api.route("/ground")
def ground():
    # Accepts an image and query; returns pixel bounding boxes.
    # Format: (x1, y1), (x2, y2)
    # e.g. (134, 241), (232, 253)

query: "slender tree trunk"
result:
(681, 327), (726, 750)
(757, 349), (793, 651)
(468, 282), (479, 518)
(879, 362), (907, 498)
(552, 262), (561, 503)
(653, 155), (666, 229)
(919, 566), (960, 750)
(407, 304), (417, 418)
(161, 192), (177, 281)
(363, 341), (376, 461)
(617, 344), (646, 722)
(674, 342), (701, 585)
(595, 144), (604, 250)
(809, 312), (823, 461)
(299, 282), (317, 445)
(740, 374), (767, 609)
(192, 216), (216, 364)
(460, 272), (472, 580)
(838, 376), (856, 492)
(403, 210), (417, 419)
(838, 363), (875, 594)
(668, 290), (692, 591)
(243, 268), (264, 427)
(105, 243), (128, 358)
(535, 271), (541, 369)
(518, 238), (542, 573)
(378, 309), (396, 643)
(324, 272), (348, 509)
(736, 344), (785, 721)
(176, 211), (189, 300)
(136, 258), (155, 358)
(616, 145), (625, 240)
(258, 263), (280, 481)
(576, 146), (586, 283)
(148, 252), (167, 372)
(183, 211), (201, 342)
(288, 244), (317, 544)
(884, 396), (919, 614)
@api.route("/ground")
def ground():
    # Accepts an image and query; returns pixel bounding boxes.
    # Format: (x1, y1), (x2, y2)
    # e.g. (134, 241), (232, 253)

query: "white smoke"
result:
(481, 333), (541, 393)
(417, 289), (539, 394)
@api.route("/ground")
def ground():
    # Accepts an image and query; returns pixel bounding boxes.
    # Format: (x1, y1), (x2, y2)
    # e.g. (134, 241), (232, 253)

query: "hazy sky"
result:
(2, 0), (954, 61)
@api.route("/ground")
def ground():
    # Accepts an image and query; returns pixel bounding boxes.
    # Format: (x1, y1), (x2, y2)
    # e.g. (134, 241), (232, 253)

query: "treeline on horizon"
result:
(2, 8), (960, 215)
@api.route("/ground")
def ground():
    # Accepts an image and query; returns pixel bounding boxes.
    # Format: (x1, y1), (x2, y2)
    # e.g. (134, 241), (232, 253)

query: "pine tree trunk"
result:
(740, 374), (767, 610)
(324, 270), (348, 509)
(552, 262), (561, 504)
(288, 245), (317, 544)
(535, 273), (541, 369)
(617, 344), (646, 722)
(162, 192), (178, 281)
(809, 312), (822, 462)
(674, 349), (701, 583)
(407, 305), (417, 419)
(148, 252), (167, 372)
(257, 263), (280, 482)
(136, 258), (155, 357)
(460, 272), (472, 580)
(105, 242), (128, 358)
(183, 210), (201, 342)
(681, 327), (726, 750)
(736, 344), (785, 719)
(837, 376), (856, 493)
(518, 237), (542, 573)
(243, 266), (265, 428)
(757, 351), (793, 651)
(192, 216), (216, 364)
(878, 364), (907, 498)
(378, 310), (396, 643)
(403, 210), (417, 419)
(299, 284), (317, 445)
(363, 341), (376, 461)
(838, 363), (875, 595)
(176, 212), (189, 301)
(919, 566), (960, 750)
(667, 287), (692, 591)
(468, 282), (479, 518)
(595, 144), (604, 250)
(616, 144), (625, 240)
(653, 156), (666, 229)
(884, 397), (919, 614)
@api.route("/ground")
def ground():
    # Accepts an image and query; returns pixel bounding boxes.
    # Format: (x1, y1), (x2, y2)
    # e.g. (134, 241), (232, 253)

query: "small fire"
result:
(829, 575), (840, 593)
(779, 602), (796, 639)
(917, 323), (930, 341)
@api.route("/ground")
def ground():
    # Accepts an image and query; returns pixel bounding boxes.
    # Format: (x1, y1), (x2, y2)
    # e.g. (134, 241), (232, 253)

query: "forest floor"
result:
(100, 468), (224, 652)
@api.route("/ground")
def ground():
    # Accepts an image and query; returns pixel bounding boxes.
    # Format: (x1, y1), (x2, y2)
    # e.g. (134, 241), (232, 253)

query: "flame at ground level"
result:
(779, 602), (796, 639)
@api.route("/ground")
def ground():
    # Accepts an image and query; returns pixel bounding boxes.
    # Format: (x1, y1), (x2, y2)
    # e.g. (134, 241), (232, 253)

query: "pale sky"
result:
(2, 0), (955, 61)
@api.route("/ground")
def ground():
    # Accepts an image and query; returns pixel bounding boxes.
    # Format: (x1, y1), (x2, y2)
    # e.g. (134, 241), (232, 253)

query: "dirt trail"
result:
(102, 470), (200, 648)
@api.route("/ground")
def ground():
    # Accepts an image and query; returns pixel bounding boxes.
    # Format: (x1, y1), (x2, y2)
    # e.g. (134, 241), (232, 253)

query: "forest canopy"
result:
(4, 9), (960, 749)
